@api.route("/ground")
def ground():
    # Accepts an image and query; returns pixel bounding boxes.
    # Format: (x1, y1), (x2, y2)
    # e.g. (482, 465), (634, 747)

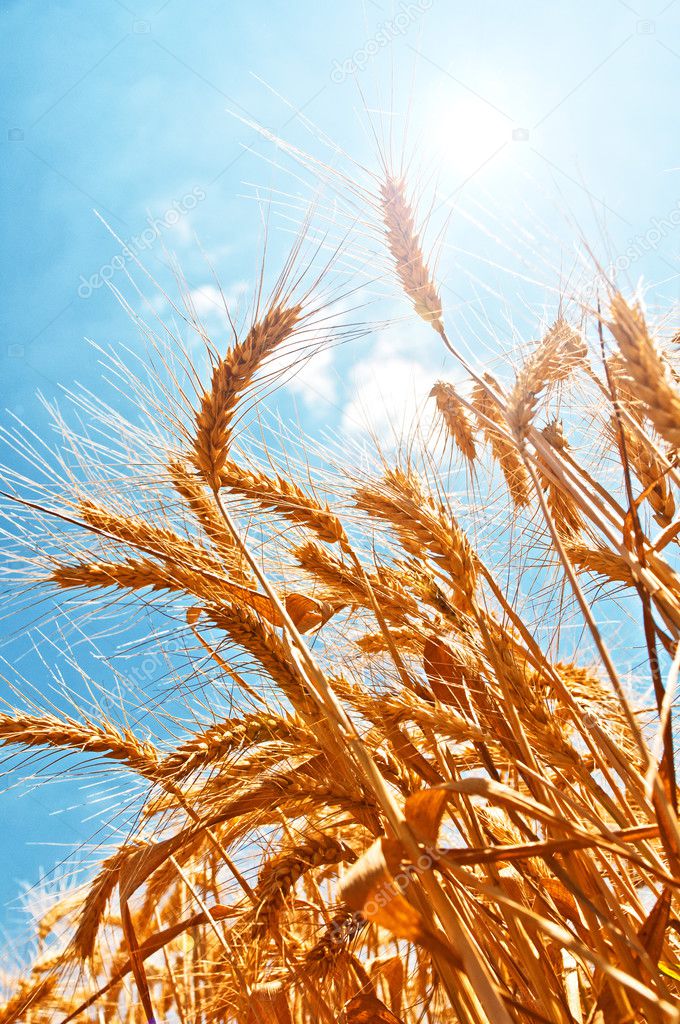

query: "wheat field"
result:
(1, 144), (680, 1024)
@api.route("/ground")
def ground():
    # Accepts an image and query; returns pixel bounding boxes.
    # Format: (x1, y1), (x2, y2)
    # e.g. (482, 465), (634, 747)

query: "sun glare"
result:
(422, 90), (511, 180)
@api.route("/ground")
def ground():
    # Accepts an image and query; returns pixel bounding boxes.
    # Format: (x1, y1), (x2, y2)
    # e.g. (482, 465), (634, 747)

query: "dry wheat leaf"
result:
(245, 983), (293, 1024)
(404, 787), (450, 846)
(369, 955), (405, 1018)
(339, 837), (424, 942)
(423, 636), (471, 709)
(338, 837), (461, 973)
(285, 591), (336, 632)
(343, 990), (406, 1023)
(639, 888), (672, 966)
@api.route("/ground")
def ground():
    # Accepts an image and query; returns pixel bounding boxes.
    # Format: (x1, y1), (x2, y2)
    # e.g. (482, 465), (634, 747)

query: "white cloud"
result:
(341, 329), (442, 439)
(187, 282), (248, 328)
(285, 347), (337, 409)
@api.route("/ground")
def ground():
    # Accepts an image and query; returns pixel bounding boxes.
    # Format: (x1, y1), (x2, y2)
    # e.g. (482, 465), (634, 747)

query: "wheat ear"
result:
(218, 459), (345, 544)
(609, 294), (680, 449)
(430, 381), (477, 462)
(193, 302), (302, 485)
(507, 320), (587, 439)
(0, 711), (162, 779)
(470, 375), (531, 508)
(380, 176), (443, 332)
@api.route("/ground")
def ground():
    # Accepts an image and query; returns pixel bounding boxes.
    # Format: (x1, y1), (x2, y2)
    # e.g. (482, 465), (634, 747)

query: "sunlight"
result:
(422, 89), (511, 180)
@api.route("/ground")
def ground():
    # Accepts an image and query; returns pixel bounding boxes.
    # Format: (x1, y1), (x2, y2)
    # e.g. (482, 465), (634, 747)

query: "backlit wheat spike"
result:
(77, 499), (232, 576)
(73, 844), (146, 960)
(539, 421), (584, 537)
(163, 713), (305, 777)
(304, 906), (366, 972)
(609, 293), (680, 449)
(355, 627), (425, 655)
(294, 538), (420, 622)
(565, 542), (636, 586)
(193, 302), (303, 485)
(250, 835), (356, 937)
(508, 319), (588, 439)
(50, 557), (233, 608)
(610, 418), (676, 527)
(430, 380), (477, 462)
(204, 602), (314, 710)
(354, 466), (478, 609)
(218, 458), (345, 543)
(380, 176), (443, 332)
(606, 353), (645, 421)
(0, 711), (162, 780)
(168, 458), (255, 585)
(470, 374), (532, 508)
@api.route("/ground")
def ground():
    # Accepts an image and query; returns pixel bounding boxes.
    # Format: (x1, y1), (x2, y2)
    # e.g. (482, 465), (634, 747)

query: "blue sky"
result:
(2, 0), (680, 944)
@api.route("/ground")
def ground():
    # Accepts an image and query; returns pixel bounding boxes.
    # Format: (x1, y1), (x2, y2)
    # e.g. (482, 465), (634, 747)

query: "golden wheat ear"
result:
(430, 381), (478, 463)
(193, 301), (303, 486)
(609, 293), (680, 450)
(380, 175), (444, 333)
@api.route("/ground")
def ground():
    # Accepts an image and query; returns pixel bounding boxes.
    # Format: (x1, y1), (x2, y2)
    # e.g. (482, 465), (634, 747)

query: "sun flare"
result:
(422, 89), (511, 180)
